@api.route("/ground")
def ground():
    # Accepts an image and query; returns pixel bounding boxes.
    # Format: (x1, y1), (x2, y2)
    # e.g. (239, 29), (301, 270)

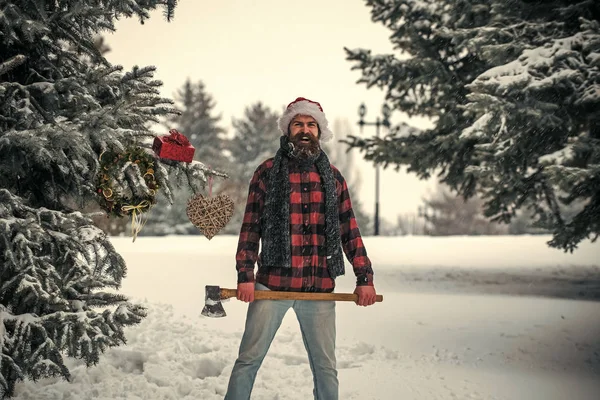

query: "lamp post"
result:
(358, 102), (391, 236)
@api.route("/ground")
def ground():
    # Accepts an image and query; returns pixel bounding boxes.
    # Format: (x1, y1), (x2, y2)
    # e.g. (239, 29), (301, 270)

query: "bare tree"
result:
(420, 184), (508, 236)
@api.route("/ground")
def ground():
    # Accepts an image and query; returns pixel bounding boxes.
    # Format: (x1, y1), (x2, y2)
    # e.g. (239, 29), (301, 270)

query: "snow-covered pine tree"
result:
(143, 79), (227, 236)
(345, 0), (489, 183)
(0, 1), (219, 397)
(462, 2), (600, 251)
(220, 102), (281, 234)
(345, 0), (599, 251)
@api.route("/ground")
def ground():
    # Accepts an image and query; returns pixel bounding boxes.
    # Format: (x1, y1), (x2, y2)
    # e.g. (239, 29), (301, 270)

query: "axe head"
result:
(201, 285), (226, 318)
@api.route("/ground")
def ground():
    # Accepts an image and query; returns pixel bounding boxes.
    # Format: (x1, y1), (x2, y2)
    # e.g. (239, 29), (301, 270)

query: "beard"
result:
(289, 133), (321, 159)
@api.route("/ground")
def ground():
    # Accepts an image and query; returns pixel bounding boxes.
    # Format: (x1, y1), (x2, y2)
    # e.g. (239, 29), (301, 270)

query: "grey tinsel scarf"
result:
(261, 135), (345, 279)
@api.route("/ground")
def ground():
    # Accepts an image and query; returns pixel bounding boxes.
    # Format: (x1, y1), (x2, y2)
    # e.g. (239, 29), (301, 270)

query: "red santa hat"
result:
(278, 97), (333, 142)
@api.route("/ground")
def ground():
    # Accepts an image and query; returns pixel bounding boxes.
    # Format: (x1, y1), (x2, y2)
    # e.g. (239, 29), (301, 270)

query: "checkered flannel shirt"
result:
(235, 157), (374, 292)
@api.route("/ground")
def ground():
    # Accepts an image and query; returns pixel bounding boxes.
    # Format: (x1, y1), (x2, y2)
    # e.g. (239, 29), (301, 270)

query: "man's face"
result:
(288, 115), (321, 158)
(289, 115), (319, 140)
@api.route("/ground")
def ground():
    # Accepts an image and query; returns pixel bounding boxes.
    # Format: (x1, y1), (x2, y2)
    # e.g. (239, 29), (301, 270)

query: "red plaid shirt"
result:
(235, 157), (374, 292)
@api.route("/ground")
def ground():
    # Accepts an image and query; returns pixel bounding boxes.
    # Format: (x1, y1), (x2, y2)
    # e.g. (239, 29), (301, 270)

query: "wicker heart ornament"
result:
(186, 193), (234, 239)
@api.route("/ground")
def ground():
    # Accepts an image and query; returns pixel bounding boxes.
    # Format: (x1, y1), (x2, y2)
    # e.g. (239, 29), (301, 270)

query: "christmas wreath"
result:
(96, 146), (159, 219)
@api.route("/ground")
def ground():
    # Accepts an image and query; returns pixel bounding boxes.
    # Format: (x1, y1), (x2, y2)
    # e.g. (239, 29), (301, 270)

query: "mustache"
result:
(290, 133), (319, 145)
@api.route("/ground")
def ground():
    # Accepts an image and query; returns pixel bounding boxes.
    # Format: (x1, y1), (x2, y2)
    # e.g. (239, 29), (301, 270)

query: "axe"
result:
(202, 285), (384, 318)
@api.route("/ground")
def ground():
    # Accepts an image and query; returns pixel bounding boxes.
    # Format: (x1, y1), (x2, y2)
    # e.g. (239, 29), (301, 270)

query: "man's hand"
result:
(237, 282), (255, 303)
(354, 286), (377, 307)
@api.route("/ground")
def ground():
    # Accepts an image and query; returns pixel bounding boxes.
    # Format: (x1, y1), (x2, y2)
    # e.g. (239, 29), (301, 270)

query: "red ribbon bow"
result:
(165, 129), (191, 146)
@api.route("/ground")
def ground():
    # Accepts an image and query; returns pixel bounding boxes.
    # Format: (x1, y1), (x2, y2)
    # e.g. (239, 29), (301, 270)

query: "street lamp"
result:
(357, 102), (391, 236)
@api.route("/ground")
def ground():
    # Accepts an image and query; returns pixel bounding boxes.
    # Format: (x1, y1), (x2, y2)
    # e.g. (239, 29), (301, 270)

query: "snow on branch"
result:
(538, 145), (575, 166)
(0, 54), (26, 77)
(469, 31), (591, 96)
(460, 113), (493, 140)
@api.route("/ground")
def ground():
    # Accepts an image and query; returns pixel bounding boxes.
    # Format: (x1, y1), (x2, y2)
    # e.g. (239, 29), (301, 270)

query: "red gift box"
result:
(153, 129), (195, 163)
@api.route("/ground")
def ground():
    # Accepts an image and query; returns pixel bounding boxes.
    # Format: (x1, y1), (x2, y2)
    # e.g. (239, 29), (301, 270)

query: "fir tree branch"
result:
(0, 55), (26, 77)
(28, 95), (55, 125)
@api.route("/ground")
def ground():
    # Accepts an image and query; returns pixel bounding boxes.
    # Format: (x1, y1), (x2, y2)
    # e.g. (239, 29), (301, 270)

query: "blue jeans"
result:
(225, 283), (338, 400)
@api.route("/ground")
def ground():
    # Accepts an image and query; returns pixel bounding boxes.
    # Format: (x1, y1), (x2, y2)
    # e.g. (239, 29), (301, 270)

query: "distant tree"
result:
(164, 79), (227, 169)
(393, 213), (425, 236)
(508, 209), (549, 235)
(0, 1), (221, 398)
(344, 0), (599, 251)
(419, 184), (507, 236)
(229, 102), (281, 171)
(508, 198), (588, 235)
(144, 80), (226, 236)
(325, 119), (372, 235)
(220, 102), (281, 234)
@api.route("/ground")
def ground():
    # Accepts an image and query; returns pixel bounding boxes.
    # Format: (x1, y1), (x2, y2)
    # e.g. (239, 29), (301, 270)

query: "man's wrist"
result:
(356, 274), (373, 286)
(237, 270), (255, 284)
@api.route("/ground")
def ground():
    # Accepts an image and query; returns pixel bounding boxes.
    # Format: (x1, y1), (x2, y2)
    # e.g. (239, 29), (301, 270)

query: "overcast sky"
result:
(105, 0), (437, 228)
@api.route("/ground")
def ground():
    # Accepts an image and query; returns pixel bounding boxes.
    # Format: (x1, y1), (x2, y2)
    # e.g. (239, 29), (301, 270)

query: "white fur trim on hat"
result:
(278, 97), (333, 142)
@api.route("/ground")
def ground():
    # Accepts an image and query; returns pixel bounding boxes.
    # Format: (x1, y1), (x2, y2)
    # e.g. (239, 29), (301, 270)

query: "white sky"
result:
(105, 0), (436, 225)
(13, 235), (600, 399)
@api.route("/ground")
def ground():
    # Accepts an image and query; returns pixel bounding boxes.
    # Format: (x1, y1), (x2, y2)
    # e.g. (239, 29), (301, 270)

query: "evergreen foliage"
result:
(345, 0), (600, 251)
(0, 1), (219, 397)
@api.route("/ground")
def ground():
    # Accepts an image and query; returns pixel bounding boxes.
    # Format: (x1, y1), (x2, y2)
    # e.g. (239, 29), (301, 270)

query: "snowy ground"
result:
(13, 235), (600, 400)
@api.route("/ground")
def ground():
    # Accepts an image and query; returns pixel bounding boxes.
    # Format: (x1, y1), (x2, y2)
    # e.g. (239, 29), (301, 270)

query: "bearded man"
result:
(224, 97), (377, 400)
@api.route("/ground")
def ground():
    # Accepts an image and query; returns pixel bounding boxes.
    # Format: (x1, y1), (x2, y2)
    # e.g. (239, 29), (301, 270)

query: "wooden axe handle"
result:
(219, 288), (383, 302)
